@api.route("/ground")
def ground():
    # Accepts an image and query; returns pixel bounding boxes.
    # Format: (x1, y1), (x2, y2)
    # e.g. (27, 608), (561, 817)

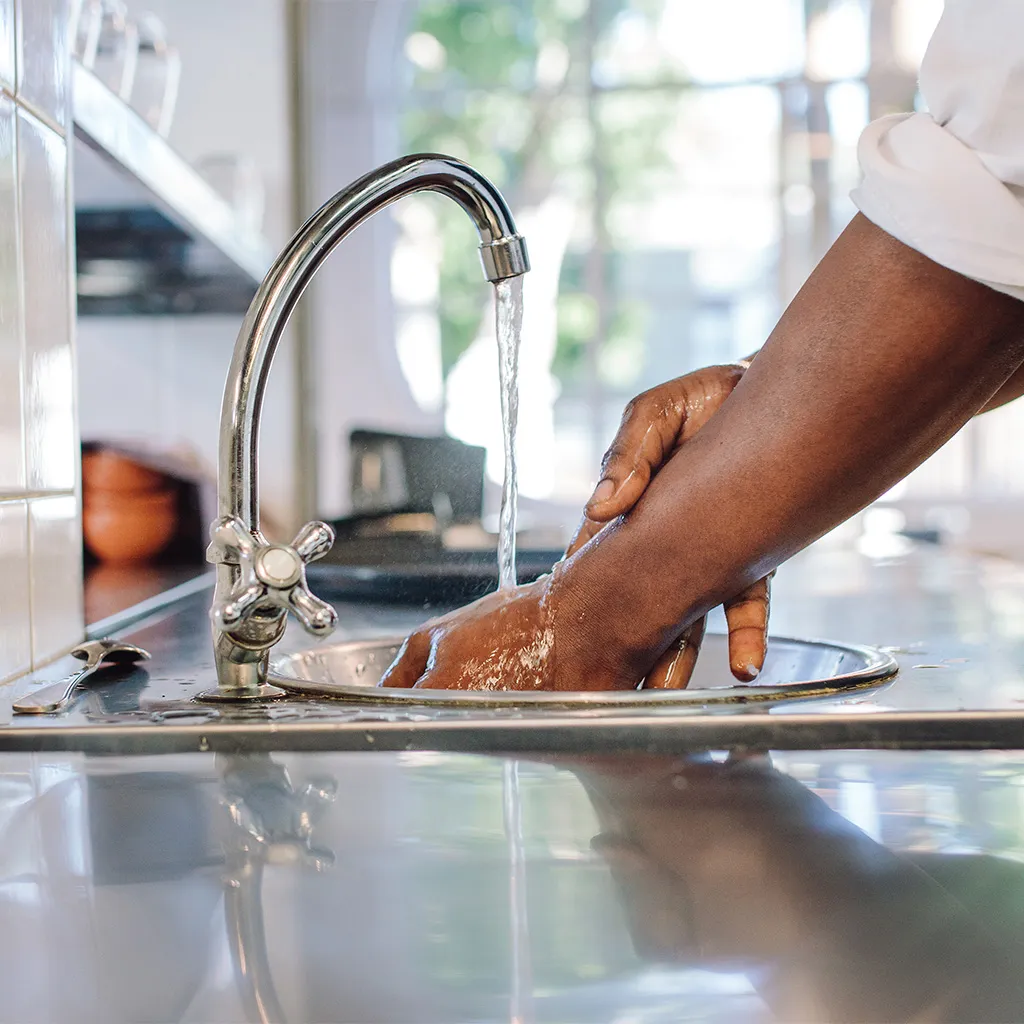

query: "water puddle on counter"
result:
(495, 277), (524, 590)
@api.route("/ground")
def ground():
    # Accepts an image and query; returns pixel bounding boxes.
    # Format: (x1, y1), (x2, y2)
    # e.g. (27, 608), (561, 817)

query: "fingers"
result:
(377, 630), (431, 689)
(584, 392), (680, 523)
(724, 575), (772, 681)
(644, 615), (707, 689)
(412, 669), (465, 690)
(584, 366), (746, 524)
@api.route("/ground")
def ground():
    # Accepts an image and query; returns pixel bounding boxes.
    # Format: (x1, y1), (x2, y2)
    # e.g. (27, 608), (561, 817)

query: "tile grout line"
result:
(10, 88), (66, 141)
(0, 491), (77, 504)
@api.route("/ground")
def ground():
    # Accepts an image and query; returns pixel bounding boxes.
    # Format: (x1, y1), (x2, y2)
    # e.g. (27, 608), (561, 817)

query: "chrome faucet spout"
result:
(205, 154), (530, 699)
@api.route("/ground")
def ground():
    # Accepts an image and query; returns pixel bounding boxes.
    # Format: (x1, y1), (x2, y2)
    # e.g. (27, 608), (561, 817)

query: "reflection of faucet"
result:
(218, 754), (337, 1024)
(205, 154), (530, 700)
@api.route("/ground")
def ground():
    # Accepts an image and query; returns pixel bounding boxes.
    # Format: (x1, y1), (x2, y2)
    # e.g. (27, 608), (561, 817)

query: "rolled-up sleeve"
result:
(851, 0), (1024, 302)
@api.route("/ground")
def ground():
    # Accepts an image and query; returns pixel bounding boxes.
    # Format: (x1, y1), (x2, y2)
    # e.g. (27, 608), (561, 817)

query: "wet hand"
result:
(565, 363), (773, 687)
(378, 567), (635, 692)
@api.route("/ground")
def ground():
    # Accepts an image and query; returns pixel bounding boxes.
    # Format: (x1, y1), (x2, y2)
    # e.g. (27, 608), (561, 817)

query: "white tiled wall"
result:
(19, 105), (75, 494)
(15, 0), (69, 133)
(0, 501), (30, 679)
(0, 0), (82, 683)
(0, 0), (13, 95)
(0, 93), (21, 494)
(28, 495), (80, 663)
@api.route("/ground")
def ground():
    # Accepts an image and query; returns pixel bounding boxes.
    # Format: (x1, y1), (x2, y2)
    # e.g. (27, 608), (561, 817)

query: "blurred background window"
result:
(392, 0), (949, 509)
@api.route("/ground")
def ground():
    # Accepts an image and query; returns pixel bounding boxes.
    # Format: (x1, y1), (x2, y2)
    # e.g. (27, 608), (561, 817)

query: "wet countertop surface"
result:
(4, 537), (1024, 751)
(6, 536), (1024, 753)
(3, 745), (1024, 1023)
(6, 540), (1024, 1021)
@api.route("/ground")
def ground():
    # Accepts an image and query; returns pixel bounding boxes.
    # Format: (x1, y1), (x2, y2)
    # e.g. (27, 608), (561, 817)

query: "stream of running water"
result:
(494, 277), (524, 591)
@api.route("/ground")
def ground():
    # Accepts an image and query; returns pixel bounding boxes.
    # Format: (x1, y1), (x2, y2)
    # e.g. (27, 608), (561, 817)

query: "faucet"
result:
(204, 154), (530, 701)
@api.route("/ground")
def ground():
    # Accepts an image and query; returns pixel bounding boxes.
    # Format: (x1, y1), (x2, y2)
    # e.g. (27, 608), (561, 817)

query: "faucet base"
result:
(201, 643), (289, 703)
(196, 682), (289, 704)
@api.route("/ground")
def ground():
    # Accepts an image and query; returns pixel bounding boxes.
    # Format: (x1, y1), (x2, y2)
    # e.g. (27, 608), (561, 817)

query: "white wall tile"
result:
(0, 0), (14, 93)
(0, 500), (30, 682)
(18, 107), (75, 493)
(15, 0), (69, 132)
(28, 495), (82, 666)
(0, 94), (23, 496)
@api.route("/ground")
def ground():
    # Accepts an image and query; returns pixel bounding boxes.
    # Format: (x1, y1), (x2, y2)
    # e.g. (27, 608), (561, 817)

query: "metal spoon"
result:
(13, 639), (150, 715)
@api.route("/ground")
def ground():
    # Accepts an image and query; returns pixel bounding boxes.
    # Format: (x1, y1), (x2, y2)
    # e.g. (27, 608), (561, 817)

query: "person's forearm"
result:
(736, 335), (1024, 415)
(559, 215), (1024, 673)
(979, 361), (1024, 413)
(739, 348), (1024, 414)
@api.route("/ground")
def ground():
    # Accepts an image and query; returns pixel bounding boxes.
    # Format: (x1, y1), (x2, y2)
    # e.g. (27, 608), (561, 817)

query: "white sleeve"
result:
(851, 0), (1024, 302)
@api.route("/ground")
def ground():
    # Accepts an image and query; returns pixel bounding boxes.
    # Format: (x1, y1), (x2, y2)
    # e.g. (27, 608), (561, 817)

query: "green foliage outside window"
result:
(402, 0), (676, 383)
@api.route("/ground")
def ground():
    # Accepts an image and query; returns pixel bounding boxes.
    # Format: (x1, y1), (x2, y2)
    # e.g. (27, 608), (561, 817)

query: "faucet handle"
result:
(208, 516), (338, 638)
(291, 521), (334, 563)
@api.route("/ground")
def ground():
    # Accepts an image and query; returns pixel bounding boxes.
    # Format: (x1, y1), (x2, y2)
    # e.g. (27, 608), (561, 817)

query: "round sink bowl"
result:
(269, 633), (898, 710)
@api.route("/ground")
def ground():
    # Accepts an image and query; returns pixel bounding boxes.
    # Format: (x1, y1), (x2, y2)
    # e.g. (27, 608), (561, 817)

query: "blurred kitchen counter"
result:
(84, 561), (211, 631)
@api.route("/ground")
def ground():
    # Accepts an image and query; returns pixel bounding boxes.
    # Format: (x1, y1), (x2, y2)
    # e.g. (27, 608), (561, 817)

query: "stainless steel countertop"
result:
(3, 538), (1024, 753)
(6, 540), (1024, 1021)
(2, 745), (1024, 1022)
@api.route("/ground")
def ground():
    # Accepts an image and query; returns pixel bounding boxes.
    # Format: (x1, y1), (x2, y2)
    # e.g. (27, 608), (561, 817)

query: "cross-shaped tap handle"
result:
(208, 516), (337, 637)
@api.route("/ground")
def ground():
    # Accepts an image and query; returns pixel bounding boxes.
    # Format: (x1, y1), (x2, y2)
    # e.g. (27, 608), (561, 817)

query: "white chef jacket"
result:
(852, 0), (1024, 302)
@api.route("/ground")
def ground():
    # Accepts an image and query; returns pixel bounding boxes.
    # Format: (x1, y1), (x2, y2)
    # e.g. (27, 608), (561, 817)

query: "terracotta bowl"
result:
(84, 487), (178, 564)
(83, 449), (167, 494)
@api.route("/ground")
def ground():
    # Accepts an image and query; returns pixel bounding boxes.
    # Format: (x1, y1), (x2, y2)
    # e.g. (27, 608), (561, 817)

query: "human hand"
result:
(566, 364), (773, 687)
(378, 565), (636, 691)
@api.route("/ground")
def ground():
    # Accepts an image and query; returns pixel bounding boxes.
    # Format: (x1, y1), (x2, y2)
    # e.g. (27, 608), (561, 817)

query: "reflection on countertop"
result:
(83, 561), (211, 631)
(2, 746), (1024, 1023)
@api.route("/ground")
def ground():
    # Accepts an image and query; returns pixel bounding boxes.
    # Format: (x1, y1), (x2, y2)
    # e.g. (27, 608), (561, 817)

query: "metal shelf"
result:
(71, 61), (275, 315)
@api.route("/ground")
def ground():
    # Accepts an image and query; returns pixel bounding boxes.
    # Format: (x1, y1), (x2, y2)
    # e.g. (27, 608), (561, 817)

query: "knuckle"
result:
(729, 622), (767, 638)
(599, 439), (633, 474)
(619, 397), (640, 423)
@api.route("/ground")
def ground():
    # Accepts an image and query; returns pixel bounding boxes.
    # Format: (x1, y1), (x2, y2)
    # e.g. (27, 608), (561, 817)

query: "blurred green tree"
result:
(402, 0), (675, 383)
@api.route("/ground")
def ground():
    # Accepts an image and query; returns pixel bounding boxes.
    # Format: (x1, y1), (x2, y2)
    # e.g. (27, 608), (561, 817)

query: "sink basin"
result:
(269, 633), (898, 709)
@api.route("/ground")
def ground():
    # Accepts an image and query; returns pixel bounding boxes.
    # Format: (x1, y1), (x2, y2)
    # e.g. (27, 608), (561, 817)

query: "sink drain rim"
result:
(269, 633), (899, 710)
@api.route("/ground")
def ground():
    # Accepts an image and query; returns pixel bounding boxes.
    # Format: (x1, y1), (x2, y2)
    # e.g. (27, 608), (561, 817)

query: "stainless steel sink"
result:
(269, 632), (898, 710)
